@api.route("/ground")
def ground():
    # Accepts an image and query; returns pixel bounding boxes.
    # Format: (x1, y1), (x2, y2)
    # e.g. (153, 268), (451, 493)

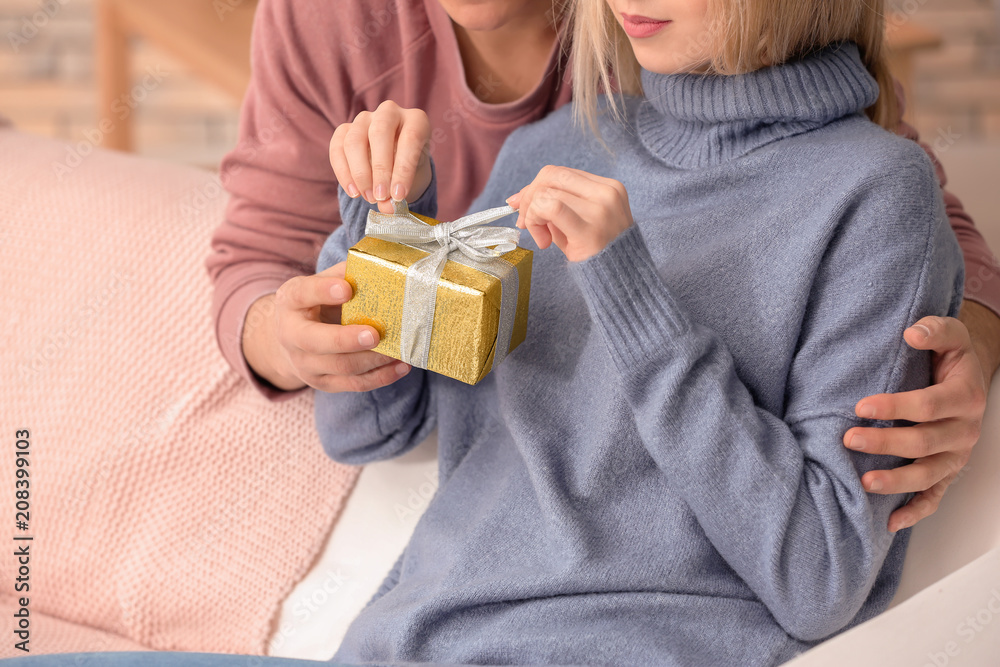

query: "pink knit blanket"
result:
(0, 128), (359, 657)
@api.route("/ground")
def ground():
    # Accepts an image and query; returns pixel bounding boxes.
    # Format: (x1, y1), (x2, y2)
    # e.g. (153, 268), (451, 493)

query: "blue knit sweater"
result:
(315, 44), (964, 666)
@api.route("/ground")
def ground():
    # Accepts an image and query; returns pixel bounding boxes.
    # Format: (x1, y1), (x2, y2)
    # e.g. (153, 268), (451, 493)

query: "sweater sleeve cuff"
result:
(962, 251), (1000, 318)
(568, 225), (691, 368)
(214, 274), (309, 403)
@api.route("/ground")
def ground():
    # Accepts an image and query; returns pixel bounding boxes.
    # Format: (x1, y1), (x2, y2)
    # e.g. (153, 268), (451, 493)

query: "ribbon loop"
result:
(366, 200), (519, 250)
(362, 199), (521, 373)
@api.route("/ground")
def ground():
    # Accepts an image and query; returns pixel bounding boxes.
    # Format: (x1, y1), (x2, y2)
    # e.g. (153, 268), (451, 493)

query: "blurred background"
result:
(0, 0), (998, 246)
(1, 0), (245, 166)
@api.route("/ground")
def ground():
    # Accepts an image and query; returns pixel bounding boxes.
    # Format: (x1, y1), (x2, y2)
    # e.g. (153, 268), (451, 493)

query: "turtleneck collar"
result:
(636, 43), (879, 169)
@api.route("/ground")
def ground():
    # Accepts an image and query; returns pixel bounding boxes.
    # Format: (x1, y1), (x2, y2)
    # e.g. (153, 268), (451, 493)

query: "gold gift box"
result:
(342, 212), (532, 385)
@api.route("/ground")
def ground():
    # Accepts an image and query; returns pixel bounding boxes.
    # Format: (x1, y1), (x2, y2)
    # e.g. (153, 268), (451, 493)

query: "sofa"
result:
(2, 124), (998, 665)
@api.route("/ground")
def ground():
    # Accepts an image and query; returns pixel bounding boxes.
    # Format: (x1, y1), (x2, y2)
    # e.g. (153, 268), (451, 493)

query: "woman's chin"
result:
(633, 51), (712, 76)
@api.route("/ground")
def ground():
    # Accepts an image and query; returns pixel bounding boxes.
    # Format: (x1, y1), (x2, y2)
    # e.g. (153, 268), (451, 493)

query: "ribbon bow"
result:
(363, 200), (521, 372)
(365, 199), (520, 261)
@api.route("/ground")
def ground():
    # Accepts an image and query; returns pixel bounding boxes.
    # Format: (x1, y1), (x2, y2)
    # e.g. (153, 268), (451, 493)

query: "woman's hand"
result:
(844, 310), (995, 532)
(330, 101), (432, 214)
(242, 262), (411, 393)
(506, 166), (633, 262)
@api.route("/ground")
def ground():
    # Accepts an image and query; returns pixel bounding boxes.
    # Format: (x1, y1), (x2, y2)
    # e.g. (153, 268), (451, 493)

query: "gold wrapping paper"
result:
(342, 213), (532, 385)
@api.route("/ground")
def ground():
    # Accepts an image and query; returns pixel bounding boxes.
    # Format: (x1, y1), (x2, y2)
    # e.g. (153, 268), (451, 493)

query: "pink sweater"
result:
(207, 0), (999, 401)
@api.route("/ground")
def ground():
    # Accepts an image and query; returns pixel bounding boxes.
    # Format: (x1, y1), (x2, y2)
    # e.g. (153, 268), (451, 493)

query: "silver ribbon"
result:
(364, 200), (521, 373)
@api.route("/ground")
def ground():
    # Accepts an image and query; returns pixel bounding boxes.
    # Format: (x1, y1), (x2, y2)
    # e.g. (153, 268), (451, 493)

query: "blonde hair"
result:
(569, 0), (898, 135)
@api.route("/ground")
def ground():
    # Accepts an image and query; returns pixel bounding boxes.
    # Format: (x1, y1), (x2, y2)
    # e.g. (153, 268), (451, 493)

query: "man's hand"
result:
(844, 302), (1000, 532)
(242, 262), (411, 393)
(330, 100), (432, 214)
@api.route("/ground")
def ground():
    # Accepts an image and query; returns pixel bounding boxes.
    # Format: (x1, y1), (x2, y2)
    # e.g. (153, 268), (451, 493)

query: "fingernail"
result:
(374, 184), (388, 201)
(506, 194), (520, 208)
(392, 183), (405, 200)
(359, 330), (375, 348)
(330, 283), (345, 301)
(911, 324), (931, 340)
(395, 363), (410, 376)
(867, 478), (883, 492)
(364, 190), (375, 203)
(847, 434), (867, 451)
(895, 517), (913, 531)
(346, 184), (360, 198)
(860, 404), (877, 419)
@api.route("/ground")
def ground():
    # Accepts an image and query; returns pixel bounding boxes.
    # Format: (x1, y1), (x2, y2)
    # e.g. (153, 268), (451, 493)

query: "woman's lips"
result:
(620, 13), (671, 39)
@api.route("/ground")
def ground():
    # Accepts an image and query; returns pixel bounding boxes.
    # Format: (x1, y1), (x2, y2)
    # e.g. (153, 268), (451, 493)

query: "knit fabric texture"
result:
(0, 128), (358, 657)
(315, 43), (965, 665)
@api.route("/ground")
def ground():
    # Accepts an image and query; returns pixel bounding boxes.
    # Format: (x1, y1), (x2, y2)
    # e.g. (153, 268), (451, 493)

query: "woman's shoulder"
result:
(793, 115), (940, 193)
(771, 115), (948, 247)
(790, 116), (961, 286)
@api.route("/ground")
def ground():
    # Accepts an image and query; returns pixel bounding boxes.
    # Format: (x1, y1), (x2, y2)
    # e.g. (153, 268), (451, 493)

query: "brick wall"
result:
(0, 0), (240, 167)
(900, 0), (1000, 143)
(1, 0), (998, 168)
